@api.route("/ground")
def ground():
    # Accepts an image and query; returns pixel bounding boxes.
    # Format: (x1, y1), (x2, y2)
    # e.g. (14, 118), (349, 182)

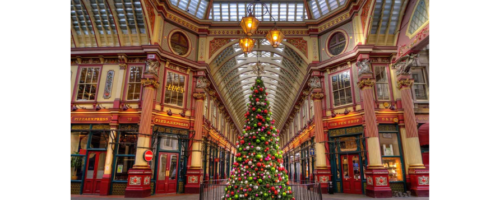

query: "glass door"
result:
(156, 152), (179, 194)
(341, 154), (362, 194)
(83, 151), (106, 194)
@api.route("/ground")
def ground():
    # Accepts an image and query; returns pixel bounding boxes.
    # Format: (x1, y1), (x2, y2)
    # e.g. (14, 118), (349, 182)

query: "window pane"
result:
(86, 153), (96, 178)
(96, 153), (106, 179)
(71, 156), (85, 180)
(340, 137), (357, 152)
(158, 154), (167, 180)
(379, 133), (400, 156)
(169, 155), (178, 180)
(160, 135), (179, 151)
(164, 72), (186, 107)
(118, 132), (137, 155)
(71, 131), (89, 154)
(382, 157), (403, 181)
(90, 131), (108, 149)
(114, 157), (135, 181)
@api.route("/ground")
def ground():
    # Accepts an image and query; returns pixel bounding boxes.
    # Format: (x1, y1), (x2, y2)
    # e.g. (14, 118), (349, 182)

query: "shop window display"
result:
(340, 136), (357, 152)
(383, 157), (403, 182)
(114, 157), (135, 181)
(378, 125), (405, 183)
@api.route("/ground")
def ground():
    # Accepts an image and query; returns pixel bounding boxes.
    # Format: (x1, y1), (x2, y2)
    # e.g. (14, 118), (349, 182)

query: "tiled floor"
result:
(72, 193), (430, 200)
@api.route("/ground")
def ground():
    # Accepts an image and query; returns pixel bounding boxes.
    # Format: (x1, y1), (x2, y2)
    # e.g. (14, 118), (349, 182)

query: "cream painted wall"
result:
(97, 65), (120, 102)
(71, 65), (78, 100)
(161, 21), (198, 61)
(319, 22), (356, 61)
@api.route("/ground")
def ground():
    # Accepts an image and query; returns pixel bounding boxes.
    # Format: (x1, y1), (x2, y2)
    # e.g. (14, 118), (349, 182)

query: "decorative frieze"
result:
(209, 38), (232, 59)
(141, 78), (160, 88)
(318, 12), (350, 32)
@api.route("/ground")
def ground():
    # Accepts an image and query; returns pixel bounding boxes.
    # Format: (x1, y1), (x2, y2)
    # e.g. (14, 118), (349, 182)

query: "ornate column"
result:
(396, 55), (429, 197)
(308, 73), (331, 193)
(185, 75), (209, 193)
(124, 56), (160, 198)
(100, 122), (117, 196)
(357, 58), (392, 198)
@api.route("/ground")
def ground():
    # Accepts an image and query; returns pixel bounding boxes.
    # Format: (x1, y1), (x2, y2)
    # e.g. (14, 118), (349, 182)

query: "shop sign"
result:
(166, 84), (185, 93)
(327, 116), (363, 129)
(144, 150), (154, 162)
(154, 117), (189, 129)
(71, 116), (111, 123)
(119, 116), (140, 123)
(377, 115), (399, 124)
(416, 114), (429, 123)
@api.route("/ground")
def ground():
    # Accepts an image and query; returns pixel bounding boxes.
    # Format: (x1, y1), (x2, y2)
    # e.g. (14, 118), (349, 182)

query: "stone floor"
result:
(71, 193), (429, 200)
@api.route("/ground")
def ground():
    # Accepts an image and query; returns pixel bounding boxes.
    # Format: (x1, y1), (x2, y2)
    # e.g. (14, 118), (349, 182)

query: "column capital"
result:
(308, 76), (322, 89)
(358, 78), (375, 90)
(141, 78), (159, 88)
(193, 92), (207, 100)
(397, 78), (414, 90)
(311, 92), (325, 100)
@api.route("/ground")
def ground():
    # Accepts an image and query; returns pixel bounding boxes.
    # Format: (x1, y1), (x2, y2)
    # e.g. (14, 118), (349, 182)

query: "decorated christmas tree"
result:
(223, 76), (294, 200)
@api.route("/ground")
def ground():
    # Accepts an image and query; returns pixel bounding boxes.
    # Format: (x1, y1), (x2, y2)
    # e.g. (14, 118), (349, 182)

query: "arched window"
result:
(328, 32), (346, 56)
(170, 32), (189, 55)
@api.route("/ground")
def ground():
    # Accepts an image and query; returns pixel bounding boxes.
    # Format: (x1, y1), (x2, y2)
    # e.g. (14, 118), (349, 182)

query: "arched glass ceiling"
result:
(308, 0), (347, 19)
(169, 0), (209, 19)
(209, 2), (308, 22)
(209, 39), (307, 130)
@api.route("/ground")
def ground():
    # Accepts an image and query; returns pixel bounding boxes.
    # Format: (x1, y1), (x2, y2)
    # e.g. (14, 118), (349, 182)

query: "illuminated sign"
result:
(166, 84), (185, 93)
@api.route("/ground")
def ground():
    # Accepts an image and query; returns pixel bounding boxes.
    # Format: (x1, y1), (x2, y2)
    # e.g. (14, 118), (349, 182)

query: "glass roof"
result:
(308, 0), (346, 19)
(209, 2), (308, 22)
(170, 0), (209, 19)
(209, 39), (307, 129)
(370, 0), (403, 34)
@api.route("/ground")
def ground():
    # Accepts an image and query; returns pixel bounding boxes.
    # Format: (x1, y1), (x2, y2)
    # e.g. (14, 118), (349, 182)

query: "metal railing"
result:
(200, 179), (322, 200)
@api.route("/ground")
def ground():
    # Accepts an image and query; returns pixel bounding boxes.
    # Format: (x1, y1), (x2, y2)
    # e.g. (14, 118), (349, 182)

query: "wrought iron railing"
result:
(199, 179), (322, 200)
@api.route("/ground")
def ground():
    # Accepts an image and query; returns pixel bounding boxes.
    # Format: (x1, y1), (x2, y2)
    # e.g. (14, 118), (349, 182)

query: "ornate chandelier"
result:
(239, 36), (255, 53)
(238, 1), (285, 52)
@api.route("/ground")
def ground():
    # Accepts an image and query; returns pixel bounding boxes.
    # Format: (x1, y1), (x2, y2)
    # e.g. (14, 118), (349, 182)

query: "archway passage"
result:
(208, 39), (308, 130)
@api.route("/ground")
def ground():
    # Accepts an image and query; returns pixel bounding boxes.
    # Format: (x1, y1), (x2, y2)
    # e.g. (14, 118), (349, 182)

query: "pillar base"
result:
(99, 174), (111, 196)
(365, 168), (392, 198)
(184, 168), (204, 194)
(124, 168), (152, 198)
(313, 168), (332, 194)
(409, 168), (429, 197)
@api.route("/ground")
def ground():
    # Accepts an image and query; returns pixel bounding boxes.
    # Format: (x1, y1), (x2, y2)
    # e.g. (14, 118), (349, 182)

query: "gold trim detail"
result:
(193, 92), (206, 100)
(358, 78), (375, 89)
(397, 78), (414, 90)
(141, 78), (159, 88)
(312, 92), (325, 100)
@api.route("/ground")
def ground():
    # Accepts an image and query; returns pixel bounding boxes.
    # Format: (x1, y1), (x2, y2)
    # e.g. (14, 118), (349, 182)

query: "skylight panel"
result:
(178, 0), (188, 10)
(221, 3), (229, 21)
(279, 4), (287, 21)
(187, 0), (199, 15)
(197, 0), (208, 18)
(328, 0), (338, 9)
(214, 3), (221, 21)
(255, 4), (263, 21)
(308, 1), (321, 19)
(296, 4), (304, 21)
(171, 0), (178, 6)
(318, 0), (329, 15)
(230, 3), (238, 21)
(90, 0), (117, 35)
(71, 0), (94, 35)
(271, 4), (279, 20)
(288, 4), (295, 21)
(238, 4), (246, 20)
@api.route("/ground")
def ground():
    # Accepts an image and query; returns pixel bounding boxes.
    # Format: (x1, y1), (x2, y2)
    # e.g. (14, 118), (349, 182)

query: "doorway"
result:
(156, 152), (179, 194)
(340, 154), (362, 194)
(83, 151), (106, 194)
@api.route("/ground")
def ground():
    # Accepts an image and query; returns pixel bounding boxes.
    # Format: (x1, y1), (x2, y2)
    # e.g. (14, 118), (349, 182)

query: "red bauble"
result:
(265, 142), (269, 145)
(267, 131), (271, 135)
(271, 186), (275, 191)
(274, 191), (278, 195)
(231, 192), (234, 195)
(240, 140), (245, 144)
(264, 110), (268, 113)
(244, 194), (248, 197)
(252, 107), (256, 111)
(266, 92), (268, 95)
(258, 122), (262, 126)
(256, 98), (260, 102)
(254, 89), (258, 93)
(257, 162), (262, 167)
(259, 88), (263, 91)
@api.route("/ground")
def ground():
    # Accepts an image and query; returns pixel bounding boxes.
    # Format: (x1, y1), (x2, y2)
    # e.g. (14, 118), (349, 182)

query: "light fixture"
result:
(239, 36), (255, 53)
(266, 23), (285, 48)
(240, 12), (260, 36)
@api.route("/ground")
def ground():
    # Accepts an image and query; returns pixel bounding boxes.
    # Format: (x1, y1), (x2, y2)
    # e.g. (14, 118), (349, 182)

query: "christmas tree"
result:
(223, 76), (294, 200)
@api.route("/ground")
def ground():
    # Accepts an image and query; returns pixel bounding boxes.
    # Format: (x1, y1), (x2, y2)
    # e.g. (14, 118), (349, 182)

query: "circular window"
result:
(170, 32), (189, 56)
(328, 32), (347, 56)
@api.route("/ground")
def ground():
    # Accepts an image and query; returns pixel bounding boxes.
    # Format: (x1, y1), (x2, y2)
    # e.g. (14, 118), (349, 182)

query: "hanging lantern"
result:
(239, 36), (255, 53)
(266, 27), (285, 48)
(240, 13), (260, 36)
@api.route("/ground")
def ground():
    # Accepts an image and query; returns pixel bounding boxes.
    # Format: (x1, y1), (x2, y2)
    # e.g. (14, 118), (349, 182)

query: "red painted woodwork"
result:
(418, 123), (429, 146)
(340, 154), (362, 194)
(83, 151), (106, 194)
(156, 153), (179, 194)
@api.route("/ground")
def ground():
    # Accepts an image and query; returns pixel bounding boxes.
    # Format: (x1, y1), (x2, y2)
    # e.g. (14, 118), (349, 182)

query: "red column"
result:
(357, 58), (392, 197)
(397, 75), (429, 197)
(184, 89), (206, 193)
(124, 58), (159, 198)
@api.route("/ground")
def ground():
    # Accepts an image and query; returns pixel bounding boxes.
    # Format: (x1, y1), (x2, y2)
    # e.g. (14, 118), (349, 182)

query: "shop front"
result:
(202, 137), (233, 181)
(71, 116), (112, 195)
(328, 125), (366, 195)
